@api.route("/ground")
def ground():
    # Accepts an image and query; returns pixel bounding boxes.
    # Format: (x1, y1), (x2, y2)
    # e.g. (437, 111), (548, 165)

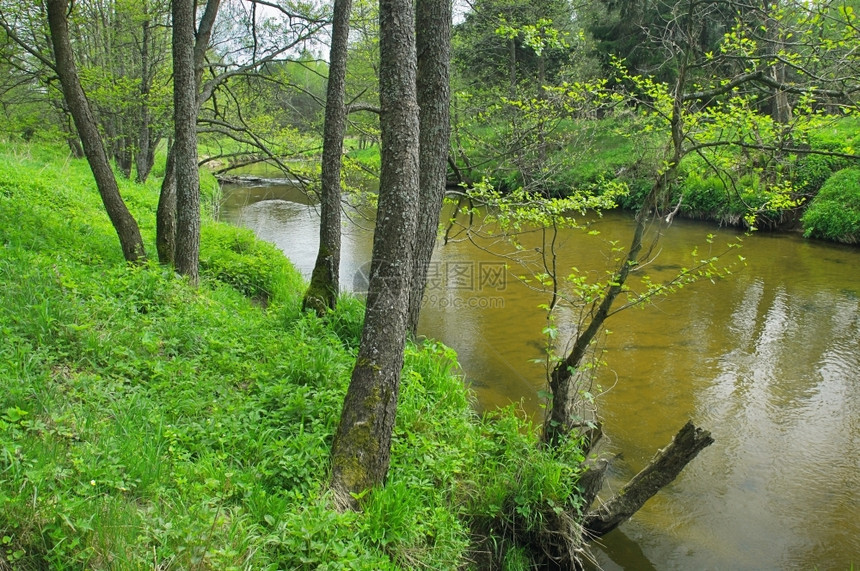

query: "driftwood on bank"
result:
(582, 420), (714, 540)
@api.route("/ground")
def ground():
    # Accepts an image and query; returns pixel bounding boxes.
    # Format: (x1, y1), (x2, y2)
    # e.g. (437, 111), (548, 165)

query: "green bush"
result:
(327, 294), (366, 349)
(802, 168), (860, 244)
(792, 153), (848, 195)
(346, 145), (381, 173)
(679, 170), (761, 225)
(806, 116), (860, 153)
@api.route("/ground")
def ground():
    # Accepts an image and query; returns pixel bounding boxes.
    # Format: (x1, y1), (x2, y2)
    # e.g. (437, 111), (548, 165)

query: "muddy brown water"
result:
(220, 182), (859, 570)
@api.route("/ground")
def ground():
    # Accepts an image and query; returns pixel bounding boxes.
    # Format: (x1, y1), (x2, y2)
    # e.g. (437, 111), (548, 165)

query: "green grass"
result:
(0, 141), (586, 569)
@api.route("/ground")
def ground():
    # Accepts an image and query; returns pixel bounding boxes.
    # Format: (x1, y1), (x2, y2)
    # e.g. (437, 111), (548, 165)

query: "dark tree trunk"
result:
(192, 0), (221, 88)
(583, 421), (714, 539)
(156, 0), (220, 266)
(46, 0), (146, 263)
(67, 135), (84, 159)
(172, 0), (200, 284)
(156, 142), (177, 265)
(406, 0), (452, 337)
(330, 0), (420, 507)
(136, 119), (157, 184)
(303, 0), (352, 316)
(115, 132), (133, 179)
(56, 102), (85, 158)
(136, 119), (153, 183)
(136, 16), (154, 184)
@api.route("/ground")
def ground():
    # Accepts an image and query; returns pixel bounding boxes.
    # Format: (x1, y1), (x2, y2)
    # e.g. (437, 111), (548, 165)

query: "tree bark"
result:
(192, 0), (221, 88)
(303, 0), (352, 316)
(330, 0), (420, 507)
(45, 0), (146, 263)
(136, 14), (155, 184)
(406, 0), (452, 337)
(156, 0), (220, 266)
(156, 141), (177, 265)
(172, 0), (200, 284)
(582, 421), (714, 540)
(766, 4), (791, 125)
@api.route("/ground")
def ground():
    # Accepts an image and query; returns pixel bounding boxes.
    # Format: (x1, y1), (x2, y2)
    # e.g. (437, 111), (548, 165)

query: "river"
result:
(219, 180), (859, 570)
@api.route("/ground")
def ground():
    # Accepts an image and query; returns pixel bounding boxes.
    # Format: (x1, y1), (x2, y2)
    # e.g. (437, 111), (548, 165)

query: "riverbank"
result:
(0, 141), (587, 569)
(346, 116), (860, 244)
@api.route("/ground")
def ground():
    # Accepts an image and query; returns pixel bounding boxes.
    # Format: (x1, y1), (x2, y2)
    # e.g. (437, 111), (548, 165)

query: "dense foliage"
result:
(445, 0), (860, 240)
(802, 167), (860, 243)
(2, 0), (858, 244)
(0, 142), (586, 569)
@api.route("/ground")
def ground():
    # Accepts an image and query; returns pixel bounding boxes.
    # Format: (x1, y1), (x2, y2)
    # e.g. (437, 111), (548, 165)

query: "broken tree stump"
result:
(582, 420), (714, 540)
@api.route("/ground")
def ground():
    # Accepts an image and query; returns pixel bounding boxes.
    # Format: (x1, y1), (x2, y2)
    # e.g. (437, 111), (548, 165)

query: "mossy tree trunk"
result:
(406, 0), (452, 337)
(303, 0), (352, 316)
(330, 0), (420, 507)
(46, 0), (146, 263)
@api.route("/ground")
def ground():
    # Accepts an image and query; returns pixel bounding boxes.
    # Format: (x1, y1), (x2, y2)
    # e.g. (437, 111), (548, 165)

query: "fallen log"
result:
(582, 420), (713, 540)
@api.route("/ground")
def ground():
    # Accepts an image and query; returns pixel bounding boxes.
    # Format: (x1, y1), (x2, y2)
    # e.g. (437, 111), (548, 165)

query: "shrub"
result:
(802, 168), (860, 244)
(792, 153), (848, 196)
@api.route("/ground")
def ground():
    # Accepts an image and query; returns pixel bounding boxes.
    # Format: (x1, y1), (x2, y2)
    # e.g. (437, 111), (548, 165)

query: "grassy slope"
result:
(0, 142), (584, 569)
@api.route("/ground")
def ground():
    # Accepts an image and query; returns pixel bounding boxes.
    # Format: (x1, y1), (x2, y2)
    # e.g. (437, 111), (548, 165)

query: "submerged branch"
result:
(582, 421), (714, 540)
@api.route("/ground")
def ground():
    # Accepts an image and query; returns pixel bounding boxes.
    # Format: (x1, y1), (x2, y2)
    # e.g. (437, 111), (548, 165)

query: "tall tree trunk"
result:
(156, 0), (220, 266)
(330, 0), (420, 507)
(172, 0), (200, 284)
(136, 15), (154, 184)
(58, 104), (84, 158)
(766, 2), (791, 125)
(137, 115), (153, 183)
(771, 66), (791, 124)
(406, 0), (452, 337)
(136, 118), (156, 184)
(45, 0), (146, 263)
(537, 55), (547, 170)
(303, 0), (352, 316)
(115, 132), (133, 179)
(192, 0), (221, 86)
